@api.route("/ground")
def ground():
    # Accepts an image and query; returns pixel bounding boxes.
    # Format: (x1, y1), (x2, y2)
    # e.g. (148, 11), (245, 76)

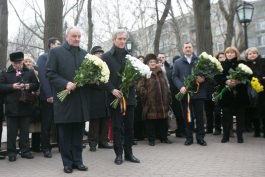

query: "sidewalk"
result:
(1, 133), (265, 177)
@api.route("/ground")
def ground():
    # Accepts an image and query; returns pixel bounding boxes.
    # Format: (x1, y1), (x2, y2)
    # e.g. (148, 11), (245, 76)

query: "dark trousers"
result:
(31, 132), (41, 150)
(171, 95), (185, 134)
(87, 117), (109, 147)
(180, 99), (205, 141)
(146, 119), (168, 142)
(57, 123), (84, 167)
(7, 116), (31, 156)
(205, 100), (222, 132)
(110, 105), (134, 156)
(40, 101), (54, 152)
(222, 107), (245, 140)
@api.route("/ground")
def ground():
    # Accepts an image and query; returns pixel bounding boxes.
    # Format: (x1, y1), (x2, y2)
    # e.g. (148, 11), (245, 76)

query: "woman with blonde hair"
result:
(245, 47), (265, 137)
(215, 47), (249, 143)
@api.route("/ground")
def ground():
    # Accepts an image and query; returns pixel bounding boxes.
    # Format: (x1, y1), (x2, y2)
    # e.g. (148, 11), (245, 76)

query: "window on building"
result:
(216, 42), (224, 52)
(256, 21), (265, 32)
(260, 35), (265, 46)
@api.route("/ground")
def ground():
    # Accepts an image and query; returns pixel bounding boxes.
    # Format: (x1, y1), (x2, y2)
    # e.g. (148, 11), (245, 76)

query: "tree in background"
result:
(193, 0), (213, 55)
(0, 0), (8, 69)
(153, 0), (171, 55)
(44, 0), (63, 51)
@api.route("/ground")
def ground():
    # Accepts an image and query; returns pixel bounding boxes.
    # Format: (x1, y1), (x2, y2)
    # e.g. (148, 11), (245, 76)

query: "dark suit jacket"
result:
(172, 55), (206, 99)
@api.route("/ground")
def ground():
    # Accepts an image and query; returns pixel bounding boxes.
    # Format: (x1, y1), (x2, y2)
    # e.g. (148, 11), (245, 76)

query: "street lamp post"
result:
(236, 1), (254, 50)
(126, 40), (133, 54)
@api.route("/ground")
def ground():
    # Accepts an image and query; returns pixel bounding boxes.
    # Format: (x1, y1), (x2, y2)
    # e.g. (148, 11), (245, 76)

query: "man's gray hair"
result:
(65, 26), (79, 36)
(112, 29), (128, 40)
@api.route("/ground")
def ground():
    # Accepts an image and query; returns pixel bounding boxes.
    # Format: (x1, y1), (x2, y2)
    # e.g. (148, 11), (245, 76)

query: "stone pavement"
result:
(0, 133), (265, 177)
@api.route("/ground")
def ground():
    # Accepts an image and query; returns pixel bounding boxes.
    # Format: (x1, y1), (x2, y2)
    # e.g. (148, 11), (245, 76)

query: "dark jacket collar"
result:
(181, 54), (197, 64)
(63, 41), (80, 51)
(109, 45), (128, 56)
(6, 64), (30, 73)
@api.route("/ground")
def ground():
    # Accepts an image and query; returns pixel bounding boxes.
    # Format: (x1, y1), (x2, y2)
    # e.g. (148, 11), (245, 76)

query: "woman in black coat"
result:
(245, 47), (265, 137)
(215, 47), (249, 143)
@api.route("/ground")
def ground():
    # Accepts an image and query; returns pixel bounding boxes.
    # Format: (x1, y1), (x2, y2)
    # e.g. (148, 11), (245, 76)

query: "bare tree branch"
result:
(74, 0), (86, 26)
(9, 0), (43, 40)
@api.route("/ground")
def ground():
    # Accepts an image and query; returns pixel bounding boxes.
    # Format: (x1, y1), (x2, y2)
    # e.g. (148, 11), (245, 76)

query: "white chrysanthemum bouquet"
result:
(110, 55), (152, 112)
(176, 52), (223, 101)
(212, 63), (253, 103)
(57, 54), (110, 101)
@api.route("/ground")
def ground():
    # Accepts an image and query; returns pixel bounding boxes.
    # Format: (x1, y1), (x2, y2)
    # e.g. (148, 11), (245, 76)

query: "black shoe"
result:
(205, 130), (213, 134)
(21, 152), (34, 159)
(43, 151), (52, 158)
(237, 138), (244, 143)
(221, 138), (229, 143)
(175, 132), (185, 138)
(184, 139), (193, 146)
(160, 139), (172, 144)
(254, 133), (260, 137)
(114, 155), (123, 165)
(64, 166), (73, 173)
(8, 156), (16, 162)
(31, 147), (41, 153)
(132, 140), (138, 145)
(148, 141), (155, 146)
(197, 139), (207, 146)
(98, 143), (113, 149)
(89, 146), (96, 152)
(0, 155), (5, 160)
(73, 164), (88, 171)
(213, 130), (221, 135)
(125, 154), (140, 163)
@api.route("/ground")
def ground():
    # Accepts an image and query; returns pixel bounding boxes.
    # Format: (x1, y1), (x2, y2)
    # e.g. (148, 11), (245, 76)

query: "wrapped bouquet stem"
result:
(57, 54), (110, 101)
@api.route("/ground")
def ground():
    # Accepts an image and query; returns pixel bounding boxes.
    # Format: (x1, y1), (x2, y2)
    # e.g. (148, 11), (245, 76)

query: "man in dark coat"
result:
(46, 27), (89, 173)
(101, 29), (140, 165)
(0, 52), (39, 161)
(172, 42), (207, 146)
(37, 37), (61, 158)
(87, 46), (113, 152)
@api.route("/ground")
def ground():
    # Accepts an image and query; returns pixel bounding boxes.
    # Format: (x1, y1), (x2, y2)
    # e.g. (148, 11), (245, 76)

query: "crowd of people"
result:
(0, 26), (265, 173)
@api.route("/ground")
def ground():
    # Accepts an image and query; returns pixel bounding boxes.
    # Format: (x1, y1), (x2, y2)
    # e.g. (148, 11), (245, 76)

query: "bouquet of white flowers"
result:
(110, 55), (152, 114)
(57, 54), (110, 101)
(176, 52), (223, 101)
(212, 63), (253, 103)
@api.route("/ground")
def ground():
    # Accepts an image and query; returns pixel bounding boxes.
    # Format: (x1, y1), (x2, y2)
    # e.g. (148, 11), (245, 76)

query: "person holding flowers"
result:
(172, 42), (207, 146)
(245, 47), (265, 138)
(101, 29), (141, 165)
(137, 53), (172, 146)
(215, 47), (251, 143)
(46, 26), (89, 173)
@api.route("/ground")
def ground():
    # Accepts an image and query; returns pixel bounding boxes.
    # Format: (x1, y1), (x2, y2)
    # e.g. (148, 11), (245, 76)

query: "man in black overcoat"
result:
(46, 27), (89, 173)
(0, 52), (39, 161)
(101, 29), (140, 165)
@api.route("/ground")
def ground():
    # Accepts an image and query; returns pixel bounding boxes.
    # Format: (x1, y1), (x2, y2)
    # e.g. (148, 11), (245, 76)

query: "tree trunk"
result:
(218, 0), (238, 49)
(44, 0), (63, 51)
(87, 0), (93, 52)
(193, 0), (213, 55)
(0, 0), (8, 69)
(153, 0), (171, 55)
